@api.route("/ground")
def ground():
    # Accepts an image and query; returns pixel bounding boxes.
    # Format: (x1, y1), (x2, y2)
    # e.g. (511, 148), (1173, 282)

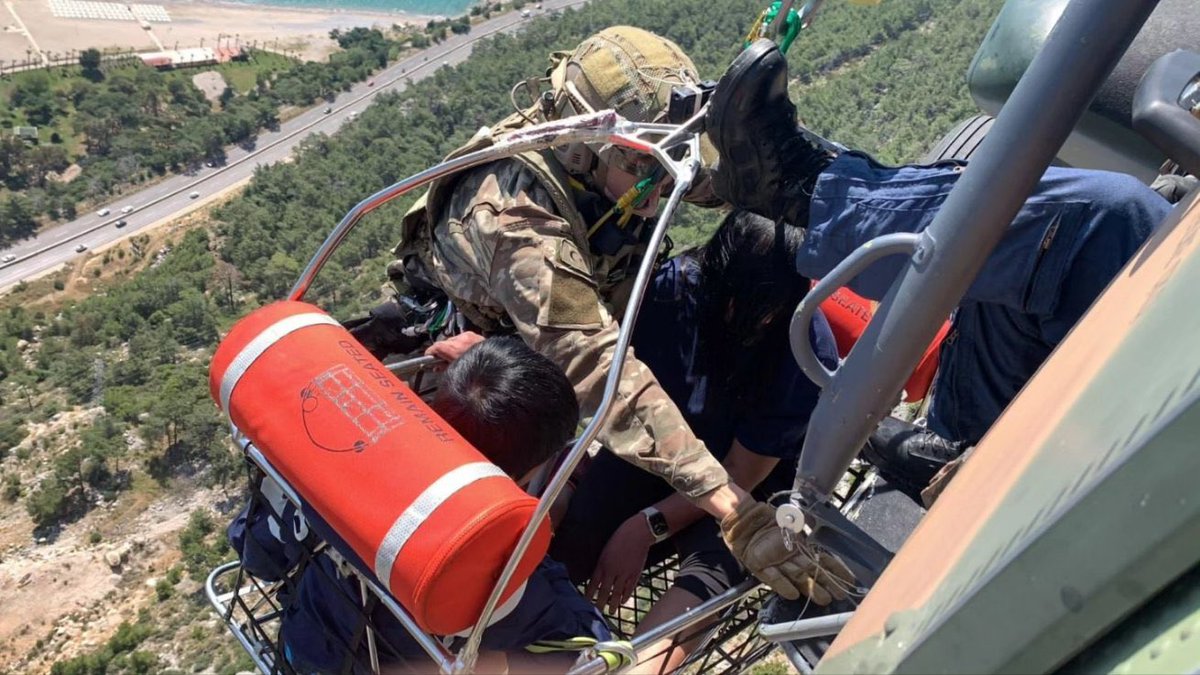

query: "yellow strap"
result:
(525, 637), (598, 654)
(745, 7), (769, 44)
(525, 637), (636, 672)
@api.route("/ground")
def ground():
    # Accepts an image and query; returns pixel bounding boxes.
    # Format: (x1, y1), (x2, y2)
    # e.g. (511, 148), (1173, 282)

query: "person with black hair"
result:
(269, 337), (615, 674)
(550, 210), (843, 671)
(433, 336), (581, 485)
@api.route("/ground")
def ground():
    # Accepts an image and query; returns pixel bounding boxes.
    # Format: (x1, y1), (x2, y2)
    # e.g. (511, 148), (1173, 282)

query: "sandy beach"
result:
(0, 0), (433, 63)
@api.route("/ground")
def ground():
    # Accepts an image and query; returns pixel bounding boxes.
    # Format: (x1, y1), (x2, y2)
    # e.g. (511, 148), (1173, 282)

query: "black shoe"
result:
(706, 39), (836, 226)
(860, 417), (965, 502)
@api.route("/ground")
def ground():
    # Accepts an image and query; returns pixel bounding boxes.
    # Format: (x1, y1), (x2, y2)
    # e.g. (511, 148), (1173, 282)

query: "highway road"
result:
(0, 0), (590, 291)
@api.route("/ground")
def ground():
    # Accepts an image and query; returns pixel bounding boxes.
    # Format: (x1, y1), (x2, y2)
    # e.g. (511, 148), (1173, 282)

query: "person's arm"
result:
(469, 208), (731, 503)
(656, 442), (780, 533)
(587, 441), (779, 612)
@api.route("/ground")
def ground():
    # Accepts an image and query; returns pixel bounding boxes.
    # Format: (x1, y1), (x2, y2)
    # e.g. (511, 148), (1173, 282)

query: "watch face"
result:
(648, 511), (669, 537)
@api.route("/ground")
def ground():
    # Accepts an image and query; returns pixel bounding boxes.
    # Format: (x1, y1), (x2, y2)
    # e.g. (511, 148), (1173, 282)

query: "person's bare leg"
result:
(632, 587), (716, 674)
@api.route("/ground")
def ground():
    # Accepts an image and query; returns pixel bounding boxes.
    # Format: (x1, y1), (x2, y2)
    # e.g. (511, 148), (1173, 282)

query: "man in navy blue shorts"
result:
(704, 39), (1172, 493)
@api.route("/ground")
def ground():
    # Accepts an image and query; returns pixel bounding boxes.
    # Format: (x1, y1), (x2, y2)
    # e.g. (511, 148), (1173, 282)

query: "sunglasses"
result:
(600, 145), (662, 180)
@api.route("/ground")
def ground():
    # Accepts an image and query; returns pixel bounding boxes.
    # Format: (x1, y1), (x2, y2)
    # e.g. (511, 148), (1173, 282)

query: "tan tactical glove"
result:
(720, 500), (855, 604)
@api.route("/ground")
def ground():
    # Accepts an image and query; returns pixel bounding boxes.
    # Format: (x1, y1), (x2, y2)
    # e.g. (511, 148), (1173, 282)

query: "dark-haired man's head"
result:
(695, 210), (809, 407)
(430, 337), (580, 483)
(698, 209), (808, 347)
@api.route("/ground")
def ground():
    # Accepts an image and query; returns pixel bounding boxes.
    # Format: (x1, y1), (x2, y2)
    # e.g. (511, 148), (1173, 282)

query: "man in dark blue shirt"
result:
(551, 211), (842, 671)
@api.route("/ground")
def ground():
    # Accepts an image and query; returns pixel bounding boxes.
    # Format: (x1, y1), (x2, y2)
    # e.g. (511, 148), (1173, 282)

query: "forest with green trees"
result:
(0, 0), (1006, 667)
(0, 26), (436, 244)
(1, 0), (1004, 540)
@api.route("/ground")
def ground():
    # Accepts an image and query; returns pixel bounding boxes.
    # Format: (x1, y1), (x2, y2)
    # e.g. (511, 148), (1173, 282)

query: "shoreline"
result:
(1, 0), (460, 64)
(174, 0), (443, 21)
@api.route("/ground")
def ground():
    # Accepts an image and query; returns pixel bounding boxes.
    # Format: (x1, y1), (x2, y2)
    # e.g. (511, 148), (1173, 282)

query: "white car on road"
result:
(121, 205), (134, 214)
(74, 244), (88, 253)
(97, 208), (110, 217)
(1, 254), (15, 264)
(189, 191), (200, 199)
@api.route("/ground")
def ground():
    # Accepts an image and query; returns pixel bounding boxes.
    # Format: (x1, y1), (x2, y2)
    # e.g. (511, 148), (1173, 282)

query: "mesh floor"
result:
(209, 462), (871, 674)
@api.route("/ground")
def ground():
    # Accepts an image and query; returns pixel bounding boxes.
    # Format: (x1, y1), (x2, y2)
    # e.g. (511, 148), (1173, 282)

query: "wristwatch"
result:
(641, 506), (671, 544)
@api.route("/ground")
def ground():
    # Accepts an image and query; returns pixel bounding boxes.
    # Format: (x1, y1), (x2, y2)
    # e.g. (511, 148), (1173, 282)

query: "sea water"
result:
(228, 0), (477, 17)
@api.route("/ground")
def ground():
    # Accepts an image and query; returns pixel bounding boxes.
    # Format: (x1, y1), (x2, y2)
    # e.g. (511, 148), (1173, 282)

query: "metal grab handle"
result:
(1133, 49), (1200, 177)
(789, 233), (921, 389)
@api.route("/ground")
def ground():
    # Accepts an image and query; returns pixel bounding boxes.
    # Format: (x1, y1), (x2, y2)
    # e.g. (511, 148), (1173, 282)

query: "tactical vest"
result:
(396, 109), (647, 327)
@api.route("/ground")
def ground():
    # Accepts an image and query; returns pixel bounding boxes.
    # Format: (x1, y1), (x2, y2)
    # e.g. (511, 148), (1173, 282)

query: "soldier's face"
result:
(598, 147), (667, 216)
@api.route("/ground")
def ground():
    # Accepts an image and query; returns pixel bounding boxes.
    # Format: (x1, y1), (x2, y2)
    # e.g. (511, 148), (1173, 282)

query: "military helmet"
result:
(549, 26), (700, 124)
(545, 27), (720, 205)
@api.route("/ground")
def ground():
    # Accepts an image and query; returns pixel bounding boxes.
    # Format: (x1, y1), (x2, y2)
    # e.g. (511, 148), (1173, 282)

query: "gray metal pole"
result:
(796, 0), (1161, 499)
(758, 610), (854, 642)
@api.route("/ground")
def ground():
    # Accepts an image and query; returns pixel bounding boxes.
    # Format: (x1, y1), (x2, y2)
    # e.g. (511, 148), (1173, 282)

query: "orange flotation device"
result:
(209, 301), (550, 635)
(817, 286), (952, 402)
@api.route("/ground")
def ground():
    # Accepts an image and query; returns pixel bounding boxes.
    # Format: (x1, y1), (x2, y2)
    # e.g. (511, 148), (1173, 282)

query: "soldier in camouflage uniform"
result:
(391, 26), (853, 604)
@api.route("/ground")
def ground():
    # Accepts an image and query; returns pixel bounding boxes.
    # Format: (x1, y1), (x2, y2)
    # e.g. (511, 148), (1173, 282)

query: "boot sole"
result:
(707, 40), (788, 215)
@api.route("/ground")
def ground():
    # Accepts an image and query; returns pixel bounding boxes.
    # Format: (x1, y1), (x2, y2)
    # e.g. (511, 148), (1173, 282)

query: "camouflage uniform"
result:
(390, 26), (731, 499)
(398, 153), (729, 498)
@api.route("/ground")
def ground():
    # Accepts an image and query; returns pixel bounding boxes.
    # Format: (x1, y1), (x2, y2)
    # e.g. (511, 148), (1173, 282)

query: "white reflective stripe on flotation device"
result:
(218, 312), (341, 412)
(375, 462), (508, 593)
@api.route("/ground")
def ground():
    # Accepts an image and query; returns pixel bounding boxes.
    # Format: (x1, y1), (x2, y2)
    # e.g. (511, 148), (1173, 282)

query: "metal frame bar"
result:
(288, 110), (693, 302)
(758, 611), (854, 642)
(206, 560), (284, 674)
(792, 0), (1162, 501)
(456, 113), (705, 673)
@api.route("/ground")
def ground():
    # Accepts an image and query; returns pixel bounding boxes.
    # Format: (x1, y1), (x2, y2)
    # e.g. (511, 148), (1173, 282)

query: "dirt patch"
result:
(48, 165), (82, 184)
(0, 486), (222, 673)
(192, 71), (229, 104)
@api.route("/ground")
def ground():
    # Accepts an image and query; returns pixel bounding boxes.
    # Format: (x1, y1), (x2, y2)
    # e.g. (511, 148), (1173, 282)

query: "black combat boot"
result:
(706, 39), (837, 227)
(860, 417), (966, 504)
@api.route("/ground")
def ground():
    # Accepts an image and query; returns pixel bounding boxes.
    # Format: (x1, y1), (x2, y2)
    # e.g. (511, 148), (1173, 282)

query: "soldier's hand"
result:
(343, 299), (427, 360)
(720, 500), (854, 604)
(425, 331), (486, 364)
